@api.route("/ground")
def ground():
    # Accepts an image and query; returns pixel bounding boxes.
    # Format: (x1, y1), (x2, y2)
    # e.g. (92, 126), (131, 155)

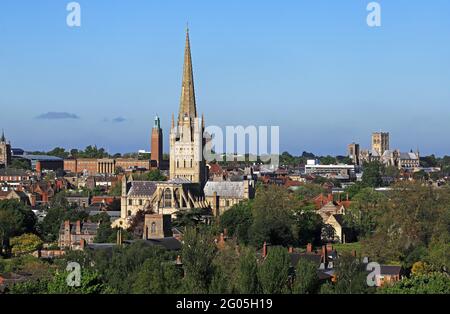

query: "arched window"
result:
(127, 210), (131, 217)
(164, 188), (172, 208)
(183, 160), (186, 168)
(151, 222), (156, 234)
(190, 159), (193, 167)
(177, 160), (179, 168)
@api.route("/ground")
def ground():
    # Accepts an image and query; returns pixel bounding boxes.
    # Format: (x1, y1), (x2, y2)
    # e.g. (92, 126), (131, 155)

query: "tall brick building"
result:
(151, 115), (163, 168)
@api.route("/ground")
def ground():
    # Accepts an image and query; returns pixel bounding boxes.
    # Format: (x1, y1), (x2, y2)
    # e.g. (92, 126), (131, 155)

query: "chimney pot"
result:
(262, 241), (267, 258)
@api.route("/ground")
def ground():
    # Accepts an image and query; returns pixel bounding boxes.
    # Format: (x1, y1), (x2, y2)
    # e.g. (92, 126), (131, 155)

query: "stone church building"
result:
(112, 29), (254, 229)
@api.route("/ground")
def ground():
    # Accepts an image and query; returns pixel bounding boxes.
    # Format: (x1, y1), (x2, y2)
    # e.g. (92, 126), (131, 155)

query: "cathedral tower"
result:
(169, 28), (207, 185)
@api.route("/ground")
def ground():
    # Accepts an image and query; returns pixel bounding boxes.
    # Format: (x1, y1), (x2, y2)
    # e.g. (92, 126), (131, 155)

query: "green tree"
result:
(0, 200), (36, 256)
(236, 248), (260, 294)
(10, 233), (43, 255)
(219, 201), (253, 244)
(10, 159), (31, 170)
(292, 259), (320, 294)
(132, 257), (183, 294)
(181, 228), (216, 293)
(47, 268), (106, 294)
(345, 187), (386, 239)
(258, 246), (291, 294)
(249, 185), (298, 247)
(378, 272), (450, 294)
(362, 161), (383, 188)
(327, 253), (370, 294)
(293, 207), (323, 246)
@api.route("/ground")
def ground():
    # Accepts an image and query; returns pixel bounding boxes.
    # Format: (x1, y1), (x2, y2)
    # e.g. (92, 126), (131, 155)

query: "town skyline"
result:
(1, 0), (450, 155)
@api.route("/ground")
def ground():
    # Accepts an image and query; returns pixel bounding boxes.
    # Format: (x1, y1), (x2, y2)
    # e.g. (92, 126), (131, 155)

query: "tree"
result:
(362, 161), (383, 188)
(327, 253), (370, 294)
(294, 184), (325, 201)
(344, 187), (386, 239)
(293, 207), (323, 246)
(362, 182), (450, 265)
(91, 212), (117, 243)
(292, 259), (320, 294)
(10, 233), (43, 255)
(236, 248), (260, 294)
(258, 246), (291, 294)
(10, 159), (31, 170)
(173, 208), (209, 230)
(0, 200), (36, 256)
(47, 147), (69, 159)
(132, 256), (183, 294)
(249, 185), (298, 247)
(46, 268), (107, 294)
(181, 228), (216, 293)
(219, 201), (253, 244)
(378, 272), (450, 294)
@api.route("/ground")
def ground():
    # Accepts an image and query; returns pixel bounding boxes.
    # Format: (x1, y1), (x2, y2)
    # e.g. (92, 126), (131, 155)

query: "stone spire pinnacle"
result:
(1, 129), (5, 142)
(178, 27), (197, 125)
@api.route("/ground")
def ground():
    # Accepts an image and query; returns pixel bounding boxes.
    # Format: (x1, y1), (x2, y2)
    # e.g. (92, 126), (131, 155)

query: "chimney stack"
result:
(288, 246), (294, 253)
(262, 241), (267, 258)
(326, 243), (333, 252)
(76, 220), (81, 234)
(322, 245), (327, 264)
(306, 243), (312, 253)
(117, 228), (123, 246)
(218, 233), (225, 249)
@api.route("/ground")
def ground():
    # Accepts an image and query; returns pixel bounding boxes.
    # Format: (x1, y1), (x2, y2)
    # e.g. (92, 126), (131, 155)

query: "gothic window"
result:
(164, 188), (172, 208)
(151, 222), (156, 234)
(128, 199), (132, 205)
(177, 160), (179, 168)
(190, 159), (193, 167)
(183, 160), (186, 168)
(139, 199), (143, 206)
(127, 210), (131, 216)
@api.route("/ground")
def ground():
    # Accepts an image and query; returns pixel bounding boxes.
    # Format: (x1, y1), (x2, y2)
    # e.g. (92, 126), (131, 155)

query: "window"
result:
(139, 199), (143, 206)
(151, 222), (156, 234)
(127, 210), (131, 216)
(164, 188), (172, 208)
(128, 199), (132, 205)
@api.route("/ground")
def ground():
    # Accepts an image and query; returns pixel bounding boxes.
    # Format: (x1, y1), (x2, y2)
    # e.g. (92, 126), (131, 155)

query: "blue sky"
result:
(0, 0), (449, 156)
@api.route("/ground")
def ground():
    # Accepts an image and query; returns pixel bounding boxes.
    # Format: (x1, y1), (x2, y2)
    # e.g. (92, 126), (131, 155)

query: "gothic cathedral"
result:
(169, 28), (207, 186)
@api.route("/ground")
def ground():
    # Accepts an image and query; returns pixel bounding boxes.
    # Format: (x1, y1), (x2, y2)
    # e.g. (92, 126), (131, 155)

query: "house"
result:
(0, 189), (30, 205)
(326, 214), (353, 243)
(58, 220), (99, 249)
(376, 265), (402, 287)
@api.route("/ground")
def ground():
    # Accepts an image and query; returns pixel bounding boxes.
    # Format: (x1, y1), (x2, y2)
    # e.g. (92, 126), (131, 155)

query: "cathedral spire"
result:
(178, 27), (197, 124)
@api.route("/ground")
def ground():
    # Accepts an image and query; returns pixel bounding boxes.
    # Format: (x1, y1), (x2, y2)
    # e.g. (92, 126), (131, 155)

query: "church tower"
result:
(151, 115), (163, 168)
(169, 28), (207, 185)
(0, 130), (12, 167)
